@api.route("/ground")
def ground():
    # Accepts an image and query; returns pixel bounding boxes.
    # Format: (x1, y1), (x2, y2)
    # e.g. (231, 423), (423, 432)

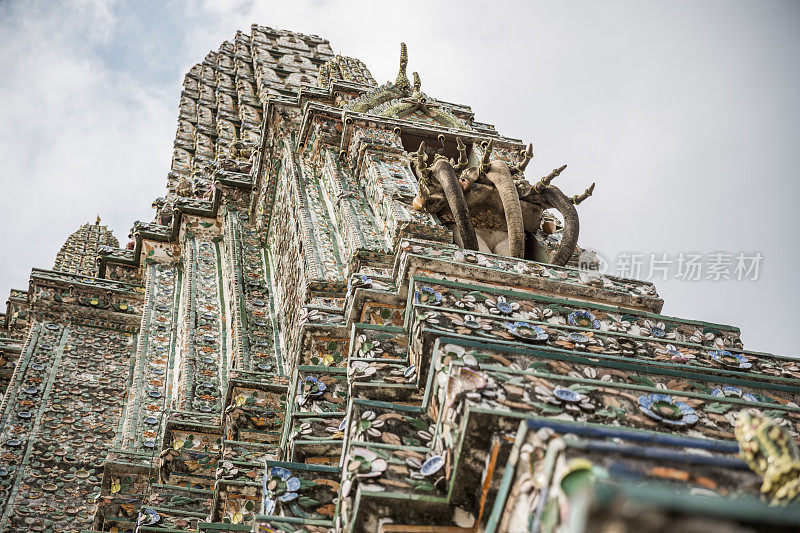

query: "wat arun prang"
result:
(0, 24), (798, 533)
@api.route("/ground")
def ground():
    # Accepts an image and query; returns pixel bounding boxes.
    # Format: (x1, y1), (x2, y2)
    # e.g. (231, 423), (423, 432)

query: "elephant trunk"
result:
(540, 187), (580, 266)
(430, 157), (479, 250)
(485, 162), (525, 258)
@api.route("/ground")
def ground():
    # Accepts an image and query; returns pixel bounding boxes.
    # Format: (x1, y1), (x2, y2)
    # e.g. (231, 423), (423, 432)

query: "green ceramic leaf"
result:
(705, 402), (732, 414)
(408, 417), (428, 430)
(297, 496), (319, 507)
(531, 402), (564, 415)
(569, 384), (597, 394)
(630, 375), (656, 388)
(686, 381), (712, 394)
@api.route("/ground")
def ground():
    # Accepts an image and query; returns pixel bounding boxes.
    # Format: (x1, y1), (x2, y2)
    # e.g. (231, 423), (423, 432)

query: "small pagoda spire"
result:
(395, 43), (411, 94)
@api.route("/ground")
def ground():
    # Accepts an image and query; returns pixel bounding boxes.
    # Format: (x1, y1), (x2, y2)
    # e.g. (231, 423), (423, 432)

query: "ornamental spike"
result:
(480, 139), (494, 173)
(572, 182), (595, 205)
(395, 42), (411, 94)
(511, 143), (533, 174)
(533, 164), (567, 193)
(453, 137), (468, 173)
(412, 141), (428, 173)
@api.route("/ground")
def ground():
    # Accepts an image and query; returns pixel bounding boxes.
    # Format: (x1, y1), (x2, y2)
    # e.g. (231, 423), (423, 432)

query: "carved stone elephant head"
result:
(409, 138), (594, 266)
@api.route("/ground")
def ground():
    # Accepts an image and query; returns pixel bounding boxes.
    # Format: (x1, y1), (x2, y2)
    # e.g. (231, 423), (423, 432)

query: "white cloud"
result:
(0, 0), (174, 292)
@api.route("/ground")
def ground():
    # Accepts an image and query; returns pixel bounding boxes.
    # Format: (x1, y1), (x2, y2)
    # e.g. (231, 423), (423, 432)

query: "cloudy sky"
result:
(1, 0), (798, 356)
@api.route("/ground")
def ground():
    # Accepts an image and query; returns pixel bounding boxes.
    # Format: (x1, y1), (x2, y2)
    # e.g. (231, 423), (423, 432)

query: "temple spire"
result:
(395, 42), (411, 94)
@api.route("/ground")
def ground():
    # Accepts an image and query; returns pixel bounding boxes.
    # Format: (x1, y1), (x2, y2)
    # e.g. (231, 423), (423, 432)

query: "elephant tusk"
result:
(572, 183), (595, 205)
(533, 164), (567, 193)
(480, 139), (494, 174)
(453, 137), (468, 173)
(511, 143), (533, 174)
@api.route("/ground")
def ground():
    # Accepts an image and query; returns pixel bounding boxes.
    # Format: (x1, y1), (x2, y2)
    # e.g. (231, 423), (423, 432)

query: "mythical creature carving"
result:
(409, 138), (594, 266)
(735, 409), (800, 504)
(203, 141), (259, 184)
(344, 44), (467, 129)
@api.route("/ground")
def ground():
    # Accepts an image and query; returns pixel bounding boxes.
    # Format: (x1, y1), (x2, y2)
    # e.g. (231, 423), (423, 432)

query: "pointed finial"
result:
(395, 43), (411, 94)
(480, 139), (494, 174)
(533, 165), (567, 193)
(510, 143), (534, 174)
(572, 183), (595, 205)
(95, 214), (101, 225)
(413, 72), (421, 93)
(453, 137), (468, 173)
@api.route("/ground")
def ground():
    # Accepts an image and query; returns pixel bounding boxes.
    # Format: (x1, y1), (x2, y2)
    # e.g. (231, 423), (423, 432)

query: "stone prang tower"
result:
(0, 25), (798, 533)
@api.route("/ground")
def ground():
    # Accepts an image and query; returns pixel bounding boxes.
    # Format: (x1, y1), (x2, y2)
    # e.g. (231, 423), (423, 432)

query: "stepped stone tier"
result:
(0, 23), (798, 533)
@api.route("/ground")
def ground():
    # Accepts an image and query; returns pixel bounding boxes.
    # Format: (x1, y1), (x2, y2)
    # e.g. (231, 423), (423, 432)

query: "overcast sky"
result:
(1, 0), (798, 357)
